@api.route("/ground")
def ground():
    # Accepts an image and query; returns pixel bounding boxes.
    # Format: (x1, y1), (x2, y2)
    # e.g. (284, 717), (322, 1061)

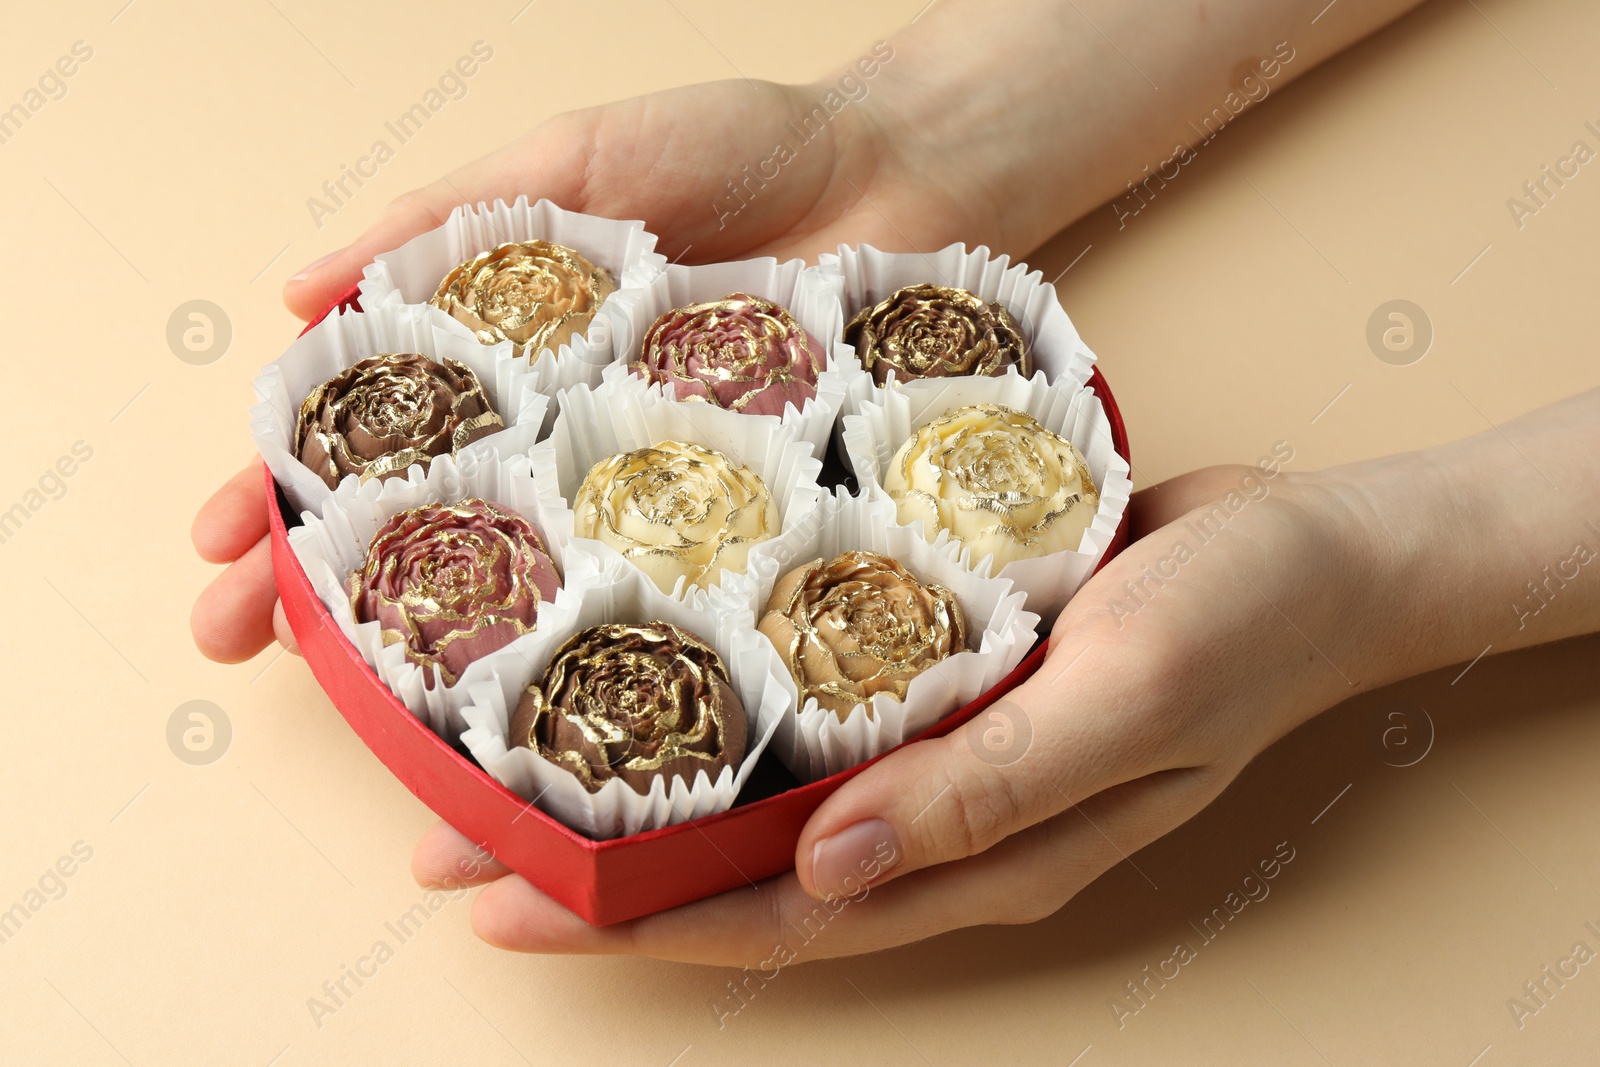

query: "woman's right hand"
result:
(191, 70), (1001, 663)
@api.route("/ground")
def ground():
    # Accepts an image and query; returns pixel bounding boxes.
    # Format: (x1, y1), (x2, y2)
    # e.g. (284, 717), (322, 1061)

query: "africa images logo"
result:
(1505, 121), (1600, 231)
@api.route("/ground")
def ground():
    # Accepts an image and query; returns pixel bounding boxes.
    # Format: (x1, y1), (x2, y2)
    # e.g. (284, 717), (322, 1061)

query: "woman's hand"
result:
(408, 461), (1382, 963)
(191, 72), (999, 663)
(280, 75), (1004, 321)
(413, 384), (1600, 962)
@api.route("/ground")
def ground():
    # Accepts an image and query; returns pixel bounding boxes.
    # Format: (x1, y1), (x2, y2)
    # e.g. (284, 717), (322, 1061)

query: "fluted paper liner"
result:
(735, 491), (1040, 782)
(252, 301), (549, 516)
(358, 196), (667, 408)
(598, 257), (866, 456)
(816, 242), (1098, 415)
(287, 446), (588, 742)
(532, 380), (825, 606)
(458, 556), (787, 840)
(841, 374), (1132, 622)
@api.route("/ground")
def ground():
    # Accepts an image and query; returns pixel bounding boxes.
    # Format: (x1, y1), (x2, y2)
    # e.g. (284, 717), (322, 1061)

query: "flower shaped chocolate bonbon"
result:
(347, 499), (560, 687)
(431, 239), (616, 358)
(630, 292), (825, 416)
(508, 621), (748, 793)
(759, 551), (967, 719)
(573, 441), (778, 593)
(845, 283), (1030, 385)
(295, 353), (502, 490)
(885, 404), (1099, 571)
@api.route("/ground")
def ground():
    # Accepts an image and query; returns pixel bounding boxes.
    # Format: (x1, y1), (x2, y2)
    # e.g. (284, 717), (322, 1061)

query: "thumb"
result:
(793, 669), (1155, 901)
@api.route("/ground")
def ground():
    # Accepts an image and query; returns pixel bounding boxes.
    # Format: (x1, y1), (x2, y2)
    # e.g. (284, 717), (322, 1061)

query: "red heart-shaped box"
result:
(268, 288), (1132, 926)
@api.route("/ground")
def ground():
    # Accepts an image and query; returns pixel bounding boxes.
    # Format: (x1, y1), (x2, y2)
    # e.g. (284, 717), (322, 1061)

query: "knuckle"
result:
(386, 186), (452, 228)
(992, 835), (1091, 927)
(1004, 891), (1066, 926)
(543, 107), (592, 138)
(755, 884), (796, 966)
(981, 847), (1077, 926)
(926, 754), (1027, 861)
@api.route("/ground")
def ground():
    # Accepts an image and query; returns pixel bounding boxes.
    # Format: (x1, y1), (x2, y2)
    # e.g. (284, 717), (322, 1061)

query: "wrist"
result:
(833, 31), (1088, 253)
(1242, 470), (1395, 732)
(1305, 438), (1518, 698)
(1323, 464), (1418, 681)
(1257, 389), (1600, 730)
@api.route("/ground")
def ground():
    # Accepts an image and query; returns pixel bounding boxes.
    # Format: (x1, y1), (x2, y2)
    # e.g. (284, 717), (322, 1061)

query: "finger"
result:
(472, 767), (1224, 965)
(1130, 464), (1264, 540)
(282, 122), (592, 321)
(473, 877), (638, 955)
(192, 459), (270, 564)
(271, 598), (300, 657)
(792, 664), (1193, 901)
(282, 187), (449, 321)
(190, 536), (278, 663)
(411, 821), (513, 889)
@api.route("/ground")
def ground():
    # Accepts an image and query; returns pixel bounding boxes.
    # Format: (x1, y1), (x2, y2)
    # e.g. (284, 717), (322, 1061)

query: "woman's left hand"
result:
(410, 460), (1384, 964)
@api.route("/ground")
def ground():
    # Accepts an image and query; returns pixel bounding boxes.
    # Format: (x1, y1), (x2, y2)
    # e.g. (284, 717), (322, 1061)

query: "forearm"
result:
(1335, 388), (1600, 696)
(855, 0), (1425, 251)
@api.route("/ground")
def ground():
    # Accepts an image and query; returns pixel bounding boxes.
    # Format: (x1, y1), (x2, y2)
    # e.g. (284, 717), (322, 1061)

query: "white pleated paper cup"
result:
(251, 301), (549, 517)
(597, 257), (865, 457)
(458, 556), (788, 840)
(815, 241), (1099, 416)
(741, 491), (1040, 783)
(840, 374), (1132, 623)
(287, 446), (592, 743)
(530, 380), (825, 608)
(357, 195), (668, 404)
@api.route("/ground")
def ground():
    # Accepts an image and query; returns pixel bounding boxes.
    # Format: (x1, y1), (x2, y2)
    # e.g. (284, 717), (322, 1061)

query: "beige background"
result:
(2, 0), (1597, 1063)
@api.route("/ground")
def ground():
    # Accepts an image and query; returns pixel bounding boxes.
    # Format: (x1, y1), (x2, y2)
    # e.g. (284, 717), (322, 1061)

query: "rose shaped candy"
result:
(630, 292), (826, 416)
(845, 283), (1030, 385)
(430, 239), (616, 359)
(759, 551), (967, 720)
(347, 499), (560, 687)
(295, 353), (502, 490)
(885, 404), (1099, 571)
(573, 441), (778, 593)
(508, 621), (748, 793)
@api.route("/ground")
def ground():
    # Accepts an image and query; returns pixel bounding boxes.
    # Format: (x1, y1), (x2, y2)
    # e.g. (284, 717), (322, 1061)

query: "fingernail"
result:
(809, 818), (901, 900)
(289, 246), (345, 283)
